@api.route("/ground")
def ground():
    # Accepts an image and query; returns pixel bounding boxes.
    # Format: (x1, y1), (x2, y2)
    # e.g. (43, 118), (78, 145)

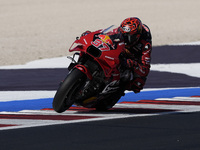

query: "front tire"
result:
(52, 69), (86, 113)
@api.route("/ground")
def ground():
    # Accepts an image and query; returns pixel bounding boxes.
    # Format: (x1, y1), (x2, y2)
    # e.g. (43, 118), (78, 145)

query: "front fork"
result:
(68, 53), (95, 80)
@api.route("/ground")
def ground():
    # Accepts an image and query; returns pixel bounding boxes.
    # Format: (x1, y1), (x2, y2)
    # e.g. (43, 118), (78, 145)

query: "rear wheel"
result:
(52, 69), (86, 113)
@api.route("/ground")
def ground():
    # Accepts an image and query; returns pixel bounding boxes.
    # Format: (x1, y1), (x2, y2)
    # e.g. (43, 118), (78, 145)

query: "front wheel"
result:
(52, 69), (86, 113)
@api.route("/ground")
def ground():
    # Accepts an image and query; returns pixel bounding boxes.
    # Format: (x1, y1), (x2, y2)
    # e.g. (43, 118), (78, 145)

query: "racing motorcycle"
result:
(53, 25), (131, 113)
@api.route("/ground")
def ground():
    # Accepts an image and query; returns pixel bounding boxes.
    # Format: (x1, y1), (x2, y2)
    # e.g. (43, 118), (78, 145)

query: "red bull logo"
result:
(98, 34), (113, 46)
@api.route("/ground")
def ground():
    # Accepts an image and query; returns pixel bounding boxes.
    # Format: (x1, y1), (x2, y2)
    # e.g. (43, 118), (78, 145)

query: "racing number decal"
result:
(91, 39), (102, 47)
(101, 42), (110, 51)
(91, 39), (110, 51)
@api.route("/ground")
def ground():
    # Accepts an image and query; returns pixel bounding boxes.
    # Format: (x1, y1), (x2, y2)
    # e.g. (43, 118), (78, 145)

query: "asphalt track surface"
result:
(1, 45), (200, 150)
(1, 112), (200, 150)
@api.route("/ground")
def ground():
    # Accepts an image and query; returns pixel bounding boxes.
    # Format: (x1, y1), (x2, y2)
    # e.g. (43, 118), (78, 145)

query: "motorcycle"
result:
(53, 25), (130, 113)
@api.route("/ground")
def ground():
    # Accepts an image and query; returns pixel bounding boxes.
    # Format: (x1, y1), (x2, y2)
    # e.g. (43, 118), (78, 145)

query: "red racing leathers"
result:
(124, 24), (152, 93)
(108, 24), (152, 93)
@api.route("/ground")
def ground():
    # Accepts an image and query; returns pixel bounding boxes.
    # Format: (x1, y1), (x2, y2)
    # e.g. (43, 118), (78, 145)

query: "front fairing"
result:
(69, 30), (101, 53)
(69, 26), (125, 78)
(69, 26), (122, 52)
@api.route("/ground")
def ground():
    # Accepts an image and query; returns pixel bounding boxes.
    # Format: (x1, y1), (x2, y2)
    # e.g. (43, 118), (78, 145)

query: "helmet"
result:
(120, 17), (143, 45)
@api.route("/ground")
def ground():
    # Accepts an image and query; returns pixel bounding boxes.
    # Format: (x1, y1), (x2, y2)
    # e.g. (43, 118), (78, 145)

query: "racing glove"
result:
(124, 59), (137, 68)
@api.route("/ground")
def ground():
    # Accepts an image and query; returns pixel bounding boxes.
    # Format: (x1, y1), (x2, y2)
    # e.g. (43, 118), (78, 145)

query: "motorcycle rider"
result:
(118, 17), (152, 93)
(82, 17), (152, 93)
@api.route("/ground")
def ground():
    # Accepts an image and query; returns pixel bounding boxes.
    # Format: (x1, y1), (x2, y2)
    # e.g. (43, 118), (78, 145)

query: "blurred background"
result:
(0, 0), (200, 65)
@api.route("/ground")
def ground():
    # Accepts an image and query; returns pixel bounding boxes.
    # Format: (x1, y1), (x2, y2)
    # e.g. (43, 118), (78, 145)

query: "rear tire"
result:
(52, 69), (86, 113)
